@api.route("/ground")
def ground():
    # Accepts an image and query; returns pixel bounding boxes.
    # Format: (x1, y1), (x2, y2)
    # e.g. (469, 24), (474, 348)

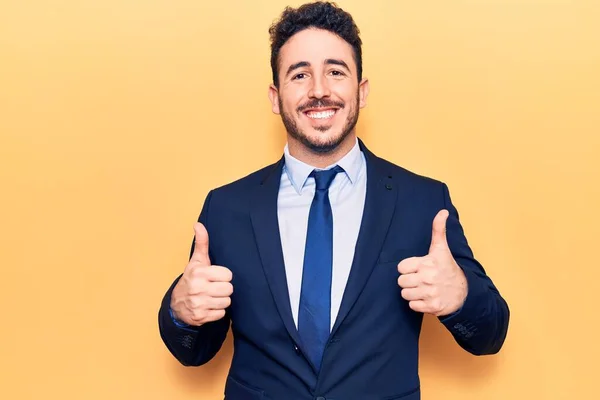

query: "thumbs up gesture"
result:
(397, 210), (467, 316)
(170, 223), (233, 326)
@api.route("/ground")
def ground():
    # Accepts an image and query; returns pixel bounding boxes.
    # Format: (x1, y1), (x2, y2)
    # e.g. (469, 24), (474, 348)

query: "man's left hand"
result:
(397, 209), (468, 316)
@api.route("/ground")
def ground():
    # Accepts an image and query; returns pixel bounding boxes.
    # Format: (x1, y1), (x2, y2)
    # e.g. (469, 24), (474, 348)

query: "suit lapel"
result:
(249, 157), (303, 348)
(330, 140), (398, 337)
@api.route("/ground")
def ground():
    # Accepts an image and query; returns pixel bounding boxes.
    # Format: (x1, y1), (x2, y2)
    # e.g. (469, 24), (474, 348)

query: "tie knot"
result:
(311, 165), (344, 191)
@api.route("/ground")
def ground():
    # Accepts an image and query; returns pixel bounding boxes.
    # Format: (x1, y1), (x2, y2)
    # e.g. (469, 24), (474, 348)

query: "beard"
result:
(279, 92), (360, 154)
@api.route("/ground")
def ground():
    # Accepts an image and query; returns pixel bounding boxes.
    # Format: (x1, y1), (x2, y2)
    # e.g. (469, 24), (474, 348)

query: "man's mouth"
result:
(304, 108), (338, 120)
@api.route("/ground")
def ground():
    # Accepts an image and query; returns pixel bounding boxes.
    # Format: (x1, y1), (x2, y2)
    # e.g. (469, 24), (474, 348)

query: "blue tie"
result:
(298, 165), (343, 371)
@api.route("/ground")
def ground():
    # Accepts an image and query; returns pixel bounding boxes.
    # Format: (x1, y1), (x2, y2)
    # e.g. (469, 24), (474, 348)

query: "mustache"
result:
(297, 99), (344, 113)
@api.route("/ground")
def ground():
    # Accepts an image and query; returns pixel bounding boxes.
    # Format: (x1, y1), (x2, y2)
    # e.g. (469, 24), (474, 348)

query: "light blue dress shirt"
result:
(278, 139), (367, 331)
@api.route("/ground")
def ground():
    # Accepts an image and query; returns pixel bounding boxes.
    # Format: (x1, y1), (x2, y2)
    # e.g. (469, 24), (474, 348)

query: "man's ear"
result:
(358, 78), (370, 109)
(268, 84), (281, 114)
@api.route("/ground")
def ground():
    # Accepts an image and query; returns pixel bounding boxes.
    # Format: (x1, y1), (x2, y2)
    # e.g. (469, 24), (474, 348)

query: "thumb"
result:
(429, 209), (449, 253)
(191, 222), (211, 266)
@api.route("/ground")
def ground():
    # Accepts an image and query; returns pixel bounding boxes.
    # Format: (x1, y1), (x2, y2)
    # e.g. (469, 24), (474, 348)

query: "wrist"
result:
(168, 307), (190, 327)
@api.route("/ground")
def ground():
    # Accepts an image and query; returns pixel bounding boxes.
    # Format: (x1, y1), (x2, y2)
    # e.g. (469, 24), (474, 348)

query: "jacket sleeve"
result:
(437, 183), (510, 355)
(158, 190), (231, 366)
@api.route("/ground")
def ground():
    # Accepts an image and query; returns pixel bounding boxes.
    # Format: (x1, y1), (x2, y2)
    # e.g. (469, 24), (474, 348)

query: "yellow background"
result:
(1, 0), (598, 399)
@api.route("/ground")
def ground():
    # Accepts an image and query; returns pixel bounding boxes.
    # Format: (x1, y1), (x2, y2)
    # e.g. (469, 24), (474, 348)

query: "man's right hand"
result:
(170, 222), (233, 326)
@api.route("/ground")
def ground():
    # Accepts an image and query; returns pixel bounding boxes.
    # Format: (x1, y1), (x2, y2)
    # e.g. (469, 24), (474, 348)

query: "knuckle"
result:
(423, 273), (434, 285)
(186, 261), (200, 272)
(198, 297), (208, 309)
(191, 265), (207, 277)
(181, 274), (194, 288)
(183, 263), (194, 275)
(190, 310), (205, 323)
(190, 296), (207, 310)
(187, 297), (199, 309)
(428, 269), (439, 282)
(186, 270), (200, 282)
(423, 257), (435, 267)
(191, 278), (209, 293)
(429, 286), (438, 298)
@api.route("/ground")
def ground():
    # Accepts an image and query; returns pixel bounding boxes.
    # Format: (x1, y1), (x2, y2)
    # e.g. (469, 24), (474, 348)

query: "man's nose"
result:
(308, 75), (331, 99)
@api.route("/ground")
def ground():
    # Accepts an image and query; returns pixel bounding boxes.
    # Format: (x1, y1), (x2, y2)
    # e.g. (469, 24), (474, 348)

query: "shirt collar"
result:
(283, 138), (363, 195)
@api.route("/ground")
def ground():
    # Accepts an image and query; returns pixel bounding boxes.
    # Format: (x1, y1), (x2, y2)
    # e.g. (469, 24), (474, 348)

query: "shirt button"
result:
(316, 397), (326, 400)
(294, 345), (301, 354)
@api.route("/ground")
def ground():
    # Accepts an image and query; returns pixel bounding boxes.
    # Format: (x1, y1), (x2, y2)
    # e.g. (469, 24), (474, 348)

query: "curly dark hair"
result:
(268, 1), (362, 88)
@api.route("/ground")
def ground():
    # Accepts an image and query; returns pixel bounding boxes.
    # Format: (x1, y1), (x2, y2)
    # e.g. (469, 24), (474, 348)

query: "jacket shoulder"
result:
(375, 155), (446, 191)
(209, 158), (282, 196)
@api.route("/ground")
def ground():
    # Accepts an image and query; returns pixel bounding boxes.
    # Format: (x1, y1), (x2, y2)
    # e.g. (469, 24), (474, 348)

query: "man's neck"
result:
(287, 133), (357, 169)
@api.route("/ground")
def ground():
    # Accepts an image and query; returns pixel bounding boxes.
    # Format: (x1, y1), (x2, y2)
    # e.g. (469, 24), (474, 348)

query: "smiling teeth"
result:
(307, 110), (335, 119)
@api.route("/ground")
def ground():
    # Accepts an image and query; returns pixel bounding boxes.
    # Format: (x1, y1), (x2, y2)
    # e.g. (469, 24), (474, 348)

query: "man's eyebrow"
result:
(285, 59), (351, 78)
(325, 59), (350, 71)
(286, 61), (311, 77)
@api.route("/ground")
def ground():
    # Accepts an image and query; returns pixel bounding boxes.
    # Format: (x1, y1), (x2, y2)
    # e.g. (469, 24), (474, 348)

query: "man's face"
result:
(269, 28), (369, 154)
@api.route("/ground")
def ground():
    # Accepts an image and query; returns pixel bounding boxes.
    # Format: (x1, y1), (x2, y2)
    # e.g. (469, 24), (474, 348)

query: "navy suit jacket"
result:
(158, 139), (509, 400)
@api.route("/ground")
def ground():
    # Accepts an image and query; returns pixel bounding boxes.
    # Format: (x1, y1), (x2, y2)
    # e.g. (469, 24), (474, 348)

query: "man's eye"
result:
(293, 73), (306, 80)
(330, 70), (345, 76)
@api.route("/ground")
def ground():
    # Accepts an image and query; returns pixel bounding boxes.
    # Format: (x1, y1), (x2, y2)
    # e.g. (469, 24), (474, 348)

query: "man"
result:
(158, 2), (509, 399)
